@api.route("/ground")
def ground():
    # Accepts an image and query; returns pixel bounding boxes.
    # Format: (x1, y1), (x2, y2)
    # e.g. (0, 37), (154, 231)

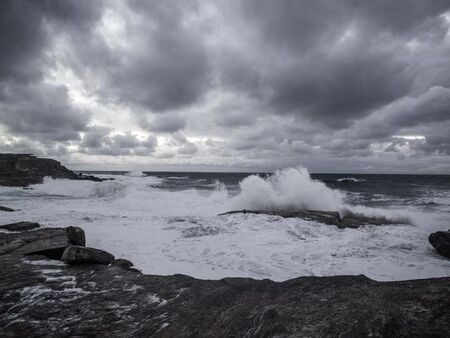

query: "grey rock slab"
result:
(0, 221), (41, 232)
(61, 246), (115, 265)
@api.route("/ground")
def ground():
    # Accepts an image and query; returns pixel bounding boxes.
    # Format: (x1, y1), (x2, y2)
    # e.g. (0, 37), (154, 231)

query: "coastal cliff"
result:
(0, 153), (107, 186)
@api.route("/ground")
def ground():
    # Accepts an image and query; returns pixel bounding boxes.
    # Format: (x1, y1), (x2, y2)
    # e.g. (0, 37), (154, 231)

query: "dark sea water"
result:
(82, 170), (450, 213)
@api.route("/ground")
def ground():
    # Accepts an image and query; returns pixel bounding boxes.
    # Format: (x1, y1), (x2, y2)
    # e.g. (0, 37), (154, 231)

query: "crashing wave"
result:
(337, 177), (366, 183)
(126, 171), (146, 177)
(231, 166), (344, 211)
(26, 177), (125, 199)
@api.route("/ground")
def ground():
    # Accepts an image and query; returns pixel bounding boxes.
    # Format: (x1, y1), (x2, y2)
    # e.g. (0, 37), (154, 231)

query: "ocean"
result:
(1, 166), (449, 281)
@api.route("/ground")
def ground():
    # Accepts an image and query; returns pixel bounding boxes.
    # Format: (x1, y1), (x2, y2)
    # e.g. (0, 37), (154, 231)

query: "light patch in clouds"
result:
(393, 135), (427, 140)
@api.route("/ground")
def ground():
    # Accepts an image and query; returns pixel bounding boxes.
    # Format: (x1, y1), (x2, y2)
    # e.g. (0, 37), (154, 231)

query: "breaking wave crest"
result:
(126, 171), (146, 177)
(231, 167), (344, 211)
(337, 177), (366, 183)
(30, 177), (125, 199)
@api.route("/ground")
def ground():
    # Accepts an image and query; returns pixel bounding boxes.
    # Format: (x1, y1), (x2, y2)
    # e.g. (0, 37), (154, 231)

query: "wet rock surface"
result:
(0, 153), (110, 187)
(0, 221), (40, 232)
(429, 230), (450, 258)
(0, 223), (449, 337)
(219, 209), (406, 228)
(62, 246), (115, 265)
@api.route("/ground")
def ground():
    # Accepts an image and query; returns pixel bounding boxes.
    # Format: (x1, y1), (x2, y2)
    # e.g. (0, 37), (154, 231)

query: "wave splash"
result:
(126, 171), (146, 177)
(337, 177), (366, 183)
(231, 167), (344, 212)
(28, 177), (125, 199)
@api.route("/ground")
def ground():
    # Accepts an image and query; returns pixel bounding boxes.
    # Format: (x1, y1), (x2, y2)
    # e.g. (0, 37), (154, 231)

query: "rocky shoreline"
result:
(1, 222), (450, 337)
(0, 153), (109, 187)
(1, 154), (449, 336)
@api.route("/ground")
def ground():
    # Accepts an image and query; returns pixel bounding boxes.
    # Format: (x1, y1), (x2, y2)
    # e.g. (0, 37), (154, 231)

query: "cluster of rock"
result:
(0, 153), (109, 186)
(1, 221), (449, 337)
(218, 209), (406, 229)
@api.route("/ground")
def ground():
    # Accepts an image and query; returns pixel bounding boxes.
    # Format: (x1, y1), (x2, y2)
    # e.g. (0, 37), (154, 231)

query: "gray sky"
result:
(1, 0), (450, 173)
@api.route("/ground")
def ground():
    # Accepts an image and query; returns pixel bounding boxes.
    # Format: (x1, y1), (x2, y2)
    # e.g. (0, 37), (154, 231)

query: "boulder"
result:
(0, 205), (15, 212)
(0, 228), (72, 257)
(0, 221), (40, 231)
(0, 226), (86, 259)
(61, 246), (115, 265)
(429, 230), (450, 258)
(66, 226), (86, 246)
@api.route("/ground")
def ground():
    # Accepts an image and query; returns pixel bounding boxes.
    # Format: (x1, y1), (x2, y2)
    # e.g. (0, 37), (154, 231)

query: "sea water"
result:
(1, 166), (449, 281)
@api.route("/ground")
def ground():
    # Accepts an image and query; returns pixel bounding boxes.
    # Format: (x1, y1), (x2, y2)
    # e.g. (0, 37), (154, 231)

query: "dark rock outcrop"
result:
(0, 205), (15, 212)
(0, 223), (449, 337)
(0, 225), (85, 258)
(61, 246), (115, 265)
(0, 221), (40, 231)
(0, 153), (111, 187)
(219, 209), (406, 228)
(429, 230), (450, 258)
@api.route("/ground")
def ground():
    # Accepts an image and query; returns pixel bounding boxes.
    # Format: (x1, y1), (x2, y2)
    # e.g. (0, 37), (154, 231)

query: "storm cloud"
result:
(0, 0), (449, 172)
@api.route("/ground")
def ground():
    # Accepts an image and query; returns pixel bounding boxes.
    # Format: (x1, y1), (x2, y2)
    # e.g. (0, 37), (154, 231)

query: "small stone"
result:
(61, 246), (115, 265)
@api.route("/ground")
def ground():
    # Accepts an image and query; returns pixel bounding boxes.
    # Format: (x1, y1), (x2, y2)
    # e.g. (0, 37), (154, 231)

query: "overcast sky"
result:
(1, 0), (450, 173)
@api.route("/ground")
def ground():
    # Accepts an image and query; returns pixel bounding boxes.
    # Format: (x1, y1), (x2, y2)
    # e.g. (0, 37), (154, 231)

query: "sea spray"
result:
(231, 166), (344, 211)
(126, 171), (146, 177)
(23, 177), (125, 199)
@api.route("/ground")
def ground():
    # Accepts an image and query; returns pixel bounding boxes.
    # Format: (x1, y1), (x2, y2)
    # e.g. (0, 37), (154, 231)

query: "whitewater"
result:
(1, 167), (449, 281)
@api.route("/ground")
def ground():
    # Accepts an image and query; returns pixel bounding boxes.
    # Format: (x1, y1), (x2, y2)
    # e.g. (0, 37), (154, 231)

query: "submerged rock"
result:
(0, 153), (111, 187)
(0, 205), (15, 212)
(0, 224), (449, 337)
(218, 209), (405, 228)
(429, 230), (450, 258)
(0, 221), (40, 231)
(61, 246), (115, 265)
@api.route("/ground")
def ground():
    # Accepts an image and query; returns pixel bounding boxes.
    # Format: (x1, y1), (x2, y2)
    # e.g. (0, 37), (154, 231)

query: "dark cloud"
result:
(143, 114), (187, 133)
(65, 0), (211, 114)
(0, 83), (89, 141)
(80, 125), (156, 156)
(232, 0), (450, 127)
(0, 0), (449, 171)
(0, 0), (103, 143)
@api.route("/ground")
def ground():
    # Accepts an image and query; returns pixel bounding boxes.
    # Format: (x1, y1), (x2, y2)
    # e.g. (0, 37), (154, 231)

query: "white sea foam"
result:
(126, 171), (146, 177)
(1, 167), (449, 282)
(337, 177), (366, 183)
(28, 177), (125, 199)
